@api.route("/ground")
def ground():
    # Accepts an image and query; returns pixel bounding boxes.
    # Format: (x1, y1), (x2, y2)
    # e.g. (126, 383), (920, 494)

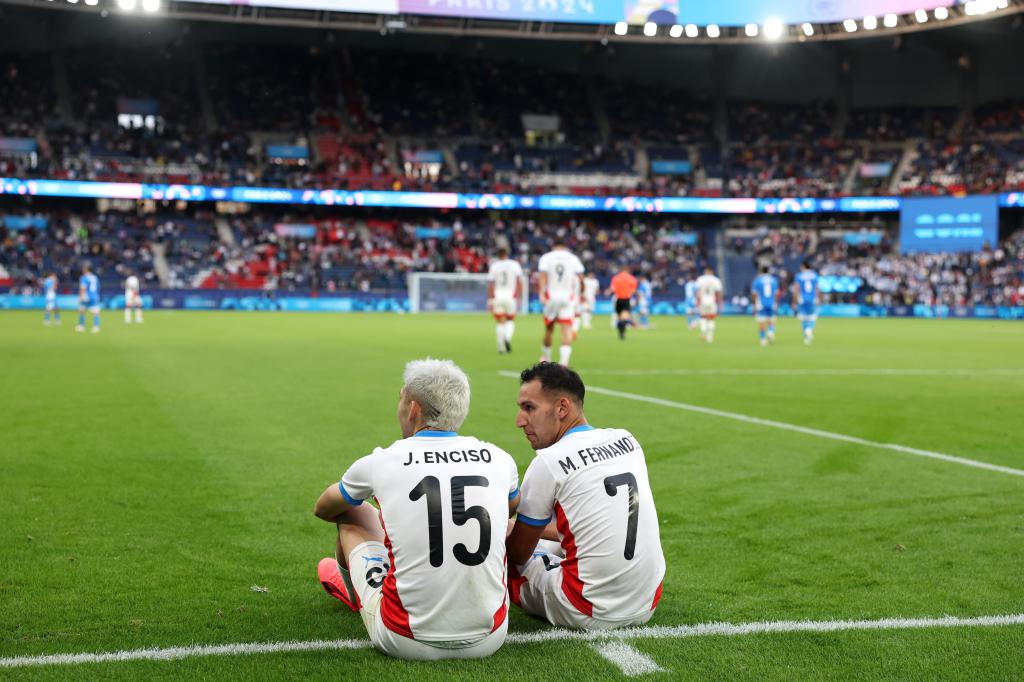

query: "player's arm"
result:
(313, 483), (355, 523)
(538, 271), (549, 301)
(487, 278), (495, 306)
(315, 455), (373, 523)
(507, 459), (556, 565)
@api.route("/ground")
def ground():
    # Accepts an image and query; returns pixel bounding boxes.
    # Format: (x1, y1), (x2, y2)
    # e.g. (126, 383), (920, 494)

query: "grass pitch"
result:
(2, 311), (1023, 680)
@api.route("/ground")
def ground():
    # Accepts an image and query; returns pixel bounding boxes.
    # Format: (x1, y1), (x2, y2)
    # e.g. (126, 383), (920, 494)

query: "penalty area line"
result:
(2, 613), (1024, 669)
(497, 371), (1024, 479)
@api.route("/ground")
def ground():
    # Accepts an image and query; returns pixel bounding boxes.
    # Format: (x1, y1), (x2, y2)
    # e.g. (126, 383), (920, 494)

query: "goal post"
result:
(408, 272), (529, 314)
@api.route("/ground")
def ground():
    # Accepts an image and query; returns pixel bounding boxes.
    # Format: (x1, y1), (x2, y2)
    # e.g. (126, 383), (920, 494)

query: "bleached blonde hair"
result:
(402, 358), (471, 431)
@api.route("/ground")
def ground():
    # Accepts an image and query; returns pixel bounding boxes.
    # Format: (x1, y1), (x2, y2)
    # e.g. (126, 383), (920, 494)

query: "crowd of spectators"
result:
(3, 44), (1024, 199)
(730, 225), (1024, 307)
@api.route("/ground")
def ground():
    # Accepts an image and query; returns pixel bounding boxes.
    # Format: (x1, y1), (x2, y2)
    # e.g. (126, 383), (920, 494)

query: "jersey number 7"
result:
(604, 473), (639, 560)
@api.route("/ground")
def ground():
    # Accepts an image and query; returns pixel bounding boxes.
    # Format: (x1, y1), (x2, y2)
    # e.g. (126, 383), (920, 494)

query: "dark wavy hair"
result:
(519, 362), (585, 406)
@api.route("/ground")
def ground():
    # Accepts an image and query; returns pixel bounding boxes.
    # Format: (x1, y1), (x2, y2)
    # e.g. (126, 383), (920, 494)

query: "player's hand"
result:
(486, 298), (494, 310)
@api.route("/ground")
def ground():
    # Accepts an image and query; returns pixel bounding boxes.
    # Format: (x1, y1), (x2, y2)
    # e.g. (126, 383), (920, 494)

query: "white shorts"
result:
(491, 295), (517, 318)
(125, 291), (141, 307)
(511, 544), (656, 631)
(346, 542), (507, 661)
(543, 297), (575, 324)
(755, 314), (777, 323)
(581, 298), (595, 314)
(45, 297), (57, 311)
(699, 302), (718, 318)
(799, 313), (818, 322)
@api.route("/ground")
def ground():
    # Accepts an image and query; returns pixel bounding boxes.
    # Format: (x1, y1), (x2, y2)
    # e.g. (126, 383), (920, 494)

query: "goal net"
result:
(408, 272), (529, 314)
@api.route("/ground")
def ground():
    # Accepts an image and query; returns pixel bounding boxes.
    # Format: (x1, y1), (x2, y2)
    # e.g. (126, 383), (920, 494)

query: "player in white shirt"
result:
(507, 363), (666, 629)
(537, 240), (585, 366)
(314, 359), (520, 660)
(487, 248), (523, 354)
(695, 266), (724, 343)
(124, 273), (143, 324)
(580, 273), (600, 331)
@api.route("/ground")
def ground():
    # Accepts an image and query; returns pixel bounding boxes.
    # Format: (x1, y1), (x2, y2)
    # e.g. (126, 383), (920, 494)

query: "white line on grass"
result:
(497, 371), (1024, 478)
(574, 368), (1024, 377)
(3, 613), (1023, 669)
(590, 640), (666, 676)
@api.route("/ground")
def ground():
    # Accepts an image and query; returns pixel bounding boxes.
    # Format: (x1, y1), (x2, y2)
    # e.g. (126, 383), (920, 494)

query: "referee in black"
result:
(605, 264), (638, 340)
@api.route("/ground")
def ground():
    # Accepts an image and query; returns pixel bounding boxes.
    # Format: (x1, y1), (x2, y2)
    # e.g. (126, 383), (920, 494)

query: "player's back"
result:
(538, 250), (583, 300)
(43, 276), (56, 296)
(535, 426), (664, 622)
(696, 274), (721, 300)
(796, 270), (818, 304)
(343, 433), (518, 642)
(753, 275), (778, 306)
(489, 259), (521, 297)
(126, 275), (140, 292)
(81, 273), (99, 299)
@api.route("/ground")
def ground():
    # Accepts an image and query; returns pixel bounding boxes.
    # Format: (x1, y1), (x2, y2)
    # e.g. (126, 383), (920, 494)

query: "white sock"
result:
(504, 320), (515, 342)
(125, 309), (131, 323)
(572, 317), (581, 335)
(699, 319), (707, 336)
(136, 310), (143, 322)
(496, 324), (506, 351)
(541, 345), (552, 361)
(559, 345), (572, 366)
(708, 320), (716, 342)
(582, 312), (592, 328)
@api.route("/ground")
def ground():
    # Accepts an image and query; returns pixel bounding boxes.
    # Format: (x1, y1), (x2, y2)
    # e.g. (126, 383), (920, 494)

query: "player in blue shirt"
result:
(793, 260), (820, 345)
(77, 264), (101, 334)
(752, 266), (780, 346)
(684, 278), (699, 330)
(636, 276), (653, 329)
(42, 273), (60, 326)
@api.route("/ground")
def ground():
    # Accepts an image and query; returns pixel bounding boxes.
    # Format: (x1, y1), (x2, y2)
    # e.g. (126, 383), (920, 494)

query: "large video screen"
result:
(899, 196), (999, 254)
(181, 0), (954, 27)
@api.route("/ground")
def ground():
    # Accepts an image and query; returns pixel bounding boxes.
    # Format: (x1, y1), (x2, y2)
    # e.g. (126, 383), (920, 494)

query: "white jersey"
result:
(488, 259), (523, 299)
(538, 249), (585, 302)
(125, 276), (140, 295)
(695, 274), (723, 306)
(583, 276), (600, 305)
(341, 432), (519, 643)
(517, 426), (665, 622)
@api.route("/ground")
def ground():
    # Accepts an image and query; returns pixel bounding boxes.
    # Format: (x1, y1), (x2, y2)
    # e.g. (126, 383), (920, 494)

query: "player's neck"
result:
(555, 416), (588, 442)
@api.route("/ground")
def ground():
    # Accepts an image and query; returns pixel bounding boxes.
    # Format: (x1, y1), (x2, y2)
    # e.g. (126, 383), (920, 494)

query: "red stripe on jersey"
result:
(376, 501), (413, 639)
(554, 501), (593, 617)
(492, 565), (508, 631)
(508, 562), (527, 607)
(651, 581), (663, 610)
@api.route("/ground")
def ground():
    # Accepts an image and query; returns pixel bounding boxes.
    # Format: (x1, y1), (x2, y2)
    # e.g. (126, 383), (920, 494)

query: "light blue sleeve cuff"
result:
(517, 513), (551, 527)
(338, 482), (363, 506)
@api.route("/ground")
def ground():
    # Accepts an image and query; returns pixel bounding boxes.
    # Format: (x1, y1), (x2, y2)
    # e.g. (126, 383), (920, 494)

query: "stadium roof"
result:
(3, 0), (1023, 45)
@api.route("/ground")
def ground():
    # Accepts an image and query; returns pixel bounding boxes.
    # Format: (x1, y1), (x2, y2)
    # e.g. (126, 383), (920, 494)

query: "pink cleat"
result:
(317, 557), (360, 611)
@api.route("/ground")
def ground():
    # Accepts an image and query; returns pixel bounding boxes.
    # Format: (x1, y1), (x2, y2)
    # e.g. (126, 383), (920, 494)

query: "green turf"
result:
(2, 311), (1023, 680)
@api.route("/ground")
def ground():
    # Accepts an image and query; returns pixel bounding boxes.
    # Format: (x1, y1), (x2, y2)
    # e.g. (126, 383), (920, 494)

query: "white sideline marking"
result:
(591, 640), (666, 676)
(498, 371), (1024, 478)
(575, 368), (1024, 377)
(3, 613), (1024, 669)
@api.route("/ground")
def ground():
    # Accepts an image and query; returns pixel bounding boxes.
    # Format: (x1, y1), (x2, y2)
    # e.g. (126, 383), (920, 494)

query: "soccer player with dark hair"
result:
(506, 362), (665, 629)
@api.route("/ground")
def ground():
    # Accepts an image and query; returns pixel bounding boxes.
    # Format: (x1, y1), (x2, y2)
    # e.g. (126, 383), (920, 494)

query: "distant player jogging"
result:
(793, 260), (820, 345)
(76, 264), (100, 334)
(124, 272), (143, 324)
(42, 273), (60, 326)
(695, 267), (723, 343)
(314, 359), (519, 660)
(752, 266), (780, 346)
(580, 273), (600, 330)
(684, 278), (699, 330)
(636, 275), (653, 330)
(537, 240), (585, 366)
(487, 248), (523, 353)
(507, 363), (666, 630)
